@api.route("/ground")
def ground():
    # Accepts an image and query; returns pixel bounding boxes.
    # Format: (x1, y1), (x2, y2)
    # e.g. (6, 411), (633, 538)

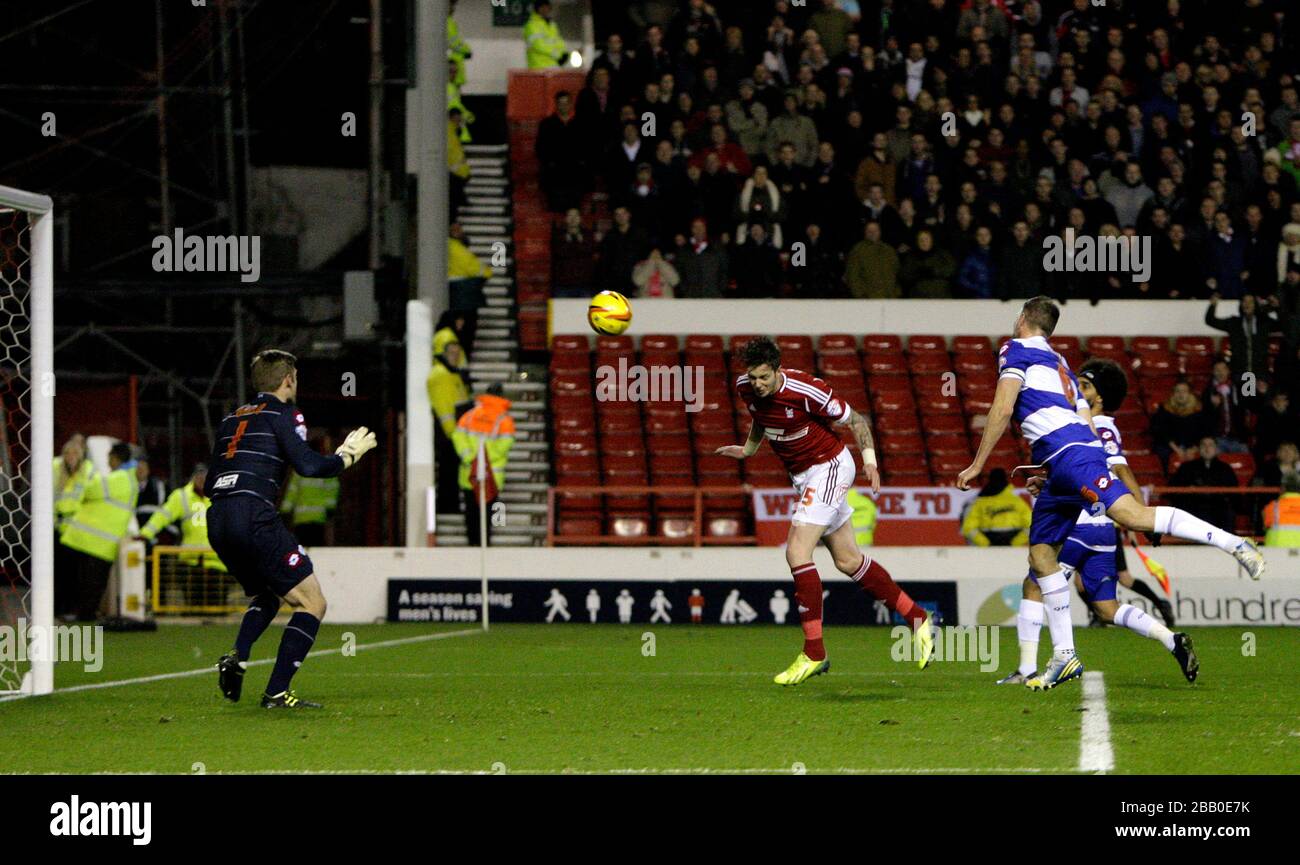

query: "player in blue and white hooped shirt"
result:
(996, 359), (1199, 688)
(958, 297), (1264, 692)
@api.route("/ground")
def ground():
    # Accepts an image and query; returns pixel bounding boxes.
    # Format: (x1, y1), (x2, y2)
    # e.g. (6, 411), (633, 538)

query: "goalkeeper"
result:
(204, 350), (377, 709)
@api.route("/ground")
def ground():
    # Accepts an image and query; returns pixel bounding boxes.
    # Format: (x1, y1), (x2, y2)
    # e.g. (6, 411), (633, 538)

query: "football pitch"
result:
(2, 623), (1296, 775)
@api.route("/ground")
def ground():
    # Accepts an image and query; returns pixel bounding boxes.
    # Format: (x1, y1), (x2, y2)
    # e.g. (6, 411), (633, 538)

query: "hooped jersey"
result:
(205, 392), (345, 506)
(998, 335), (1098, 465)
(1072, 414), (1128, 537)
(735, 368), (851, 475)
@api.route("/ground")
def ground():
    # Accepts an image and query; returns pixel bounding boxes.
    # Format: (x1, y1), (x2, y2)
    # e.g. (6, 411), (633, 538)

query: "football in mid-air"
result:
(588, 290), (632, 336)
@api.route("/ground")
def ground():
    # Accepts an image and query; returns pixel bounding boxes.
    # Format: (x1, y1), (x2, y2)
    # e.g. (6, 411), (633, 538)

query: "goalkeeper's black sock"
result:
(265, 612), (320, 696)
(234, 593), (281, 662)
(1126, 578), (1161, 605)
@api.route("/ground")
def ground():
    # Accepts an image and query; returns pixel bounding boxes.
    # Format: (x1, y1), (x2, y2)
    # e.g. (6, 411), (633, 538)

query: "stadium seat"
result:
(817, 333), (858, 355)
(609, 513), (650, 538)
(553, 410), (596, 433)
(863, 333), (902, 354)
(907, 334), (947, 354)
(927, 435), (972, 457)
(728, 334), (762, 354)
(964, 393), (993, 414)
(880, 434), (924, 456)
(952, 335), (992, 353)
(1175, 336), (1214, 356)
(706, 515), (746, 538)
(550, 373), (591, 395)
(820, 353), (864, 375)
(884, 471), (929, 486)
(931, 454), (971, 477)
(640, 334), (679, 351)
(552, 334), (589, 352)
(1049, 335), (1081, 356)
(647, 413), (688, 434)
(874, 411), (920, 435)
(556, 453), (598, 475)
(872, 390), (916, 412)
(923, 413), (966, 434)
(556, 472), (602, 511)
(641, 349), (681, 368)
(690, 412), (735, 435)
(557, 514), (601, 538)
(601, 433), (644, 458)
(908, 354), (952, 375)
(550, 351), (591, 376)
(882, 454), (927, 474)
(1140, 376), (1178, 406)
(684, 350), (726, 372)
(865, 354), (908, 375)
(658, 515), (697, 539)
(686, 334), (724, 351)
(1222, 453), (1254, 485)
(1086, 335), (1125, 354)
(1180, 353), (1213, 375)
(776, 334), (813, 353)
(692, 432), (733, 454)
(1125, 454), (1165, 484)
(916, 394), (960, 418)
(597, 334), (634, 353)
(954, 352), (995, 376)
(599, 413), (644, 435)
(1132, 335), (1169, 353)
(554, 431), (597, 455)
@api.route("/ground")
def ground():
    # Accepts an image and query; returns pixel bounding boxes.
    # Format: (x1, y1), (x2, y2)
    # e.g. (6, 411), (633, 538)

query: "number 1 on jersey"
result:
(225, 420), (248, 459)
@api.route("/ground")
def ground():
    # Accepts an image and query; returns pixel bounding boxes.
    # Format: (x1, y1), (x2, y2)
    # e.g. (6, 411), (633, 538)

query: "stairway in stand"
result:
(437, 141), (548, 547)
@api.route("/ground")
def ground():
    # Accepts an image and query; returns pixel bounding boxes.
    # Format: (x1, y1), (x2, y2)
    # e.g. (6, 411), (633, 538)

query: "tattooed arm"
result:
(842, 409), (880, 494)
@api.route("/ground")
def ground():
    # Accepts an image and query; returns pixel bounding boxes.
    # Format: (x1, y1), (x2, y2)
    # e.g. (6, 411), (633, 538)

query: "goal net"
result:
(0, 185), (53, 696)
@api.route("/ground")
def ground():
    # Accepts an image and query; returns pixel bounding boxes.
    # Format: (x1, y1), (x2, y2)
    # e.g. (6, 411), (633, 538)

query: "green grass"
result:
(2, 623), (1296, 774)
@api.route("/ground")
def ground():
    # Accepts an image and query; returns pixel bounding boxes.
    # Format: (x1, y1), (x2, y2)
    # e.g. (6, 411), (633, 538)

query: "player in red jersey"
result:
(717, 337), (936, 685)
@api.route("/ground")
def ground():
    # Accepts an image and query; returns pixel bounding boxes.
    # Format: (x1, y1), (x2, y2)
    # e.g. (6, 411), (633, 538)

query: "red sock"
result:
(851, 556), (927, 629)
(790, 562), (825, 661)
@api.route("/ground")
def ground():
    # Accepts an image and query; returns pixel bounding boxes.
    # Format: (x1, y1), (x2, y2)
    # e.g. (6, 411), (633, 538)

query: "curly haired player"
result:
(717, 337), (936, 686)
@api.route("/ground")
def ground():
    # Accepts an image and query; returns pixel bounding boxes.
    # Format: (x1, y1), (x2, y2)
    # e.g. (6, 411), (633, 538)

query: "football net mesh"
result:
(0, 207), (34, 693)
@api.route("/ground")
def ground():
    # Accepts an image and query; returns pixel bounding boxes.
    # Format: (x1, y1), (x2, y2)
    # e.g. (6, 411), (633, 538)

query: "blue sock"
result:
(265, 612), (320, 696)
(234, 594), (281, 662)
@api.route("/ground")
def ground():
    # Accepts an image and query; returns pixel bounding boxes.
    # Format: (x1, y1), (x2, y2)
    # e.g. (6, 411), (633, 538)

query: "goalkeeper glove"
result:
(336, 426), (378, 469)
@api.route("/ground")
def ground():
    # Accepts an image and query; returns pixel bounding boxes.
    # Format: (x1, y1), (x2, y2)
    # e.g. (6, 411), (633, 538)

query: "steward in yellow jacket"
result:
(60, 442), (139, 620)
(524, 2), (570, 69)
(960, 468), (1031, 546)
(138, 465), (226, 572)
(845, 488), (878, 546)
(53, 436), (94, 534)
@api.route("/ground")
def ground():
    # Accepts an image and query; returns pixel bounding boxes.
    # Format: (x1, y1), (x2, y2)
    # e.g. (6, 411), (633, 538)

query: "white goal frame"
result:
(0, 185), (53, 696)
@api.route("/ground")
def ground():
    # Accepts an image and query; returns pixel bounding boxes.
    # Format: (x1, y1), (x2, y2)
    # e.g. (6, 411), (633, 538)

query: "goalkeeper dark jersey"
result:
(204, 392), (344, 507)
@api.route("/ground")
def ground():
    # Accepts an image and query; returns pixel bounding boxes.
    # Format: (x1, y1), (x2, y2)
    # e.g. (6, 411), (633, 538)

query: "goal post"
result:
(0, 184), (54, 696)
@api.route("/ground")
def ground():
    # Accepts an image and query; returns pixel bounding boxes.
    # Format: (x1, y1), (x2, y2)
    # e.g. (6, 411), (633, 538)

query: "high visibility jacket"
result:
(447, 16), (471, 85)
(53, 457), (94, 532)
(845, 489), (877, 546)
(280, 472), (340, 527)
(448, 126), (471, 179)
(452, 394), (515, 492)
(448, 81), (475, 142)
(140, 481), (227, 572)
(449, 238), (492, 280)
(428, 334), (470, 438)
(61, 466), (138, 563)
(961, 487), (1031, 547)
(1263, 493), (1300, 547)
(524, 11), (566, 69)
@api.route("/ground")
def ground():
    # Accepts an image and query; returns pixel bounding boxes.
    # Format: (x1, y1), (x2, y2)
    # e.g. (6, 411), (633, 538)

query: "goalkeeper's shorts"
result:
(207, 497), (315, 598)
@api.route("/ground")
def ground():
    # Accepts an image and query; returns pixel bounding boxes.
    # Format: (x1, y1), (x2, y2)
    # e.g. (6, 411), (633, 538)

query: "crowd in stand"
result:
(535, 0), (1300, 309)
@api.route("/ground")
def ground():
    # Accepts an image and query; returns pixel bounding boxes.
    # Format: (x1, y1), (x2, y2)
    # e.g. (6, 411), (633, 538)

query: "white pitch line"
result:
(0, 628), (483, 703)
(1078, 671), (1115, 774)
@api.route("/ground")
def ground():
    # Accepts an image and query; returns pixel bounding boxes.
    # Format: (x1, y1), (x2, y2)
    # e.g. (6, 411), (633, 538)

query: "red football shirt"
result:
(735, 368), (851, 475)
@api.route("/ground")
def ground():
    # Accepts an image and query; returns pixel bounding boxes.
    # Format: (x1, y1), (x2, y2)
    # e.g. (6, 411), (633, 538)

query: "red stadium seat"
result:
(908, 354), (953, 375)
(776, 334), (813, 353)
(872, 390), (916, 412)
(690, 412), (735, 435)
(952, 335), (992, 353)
(884, 471), (930, 486)
(1125, 454), (1165, 484)
(550, 373), (591, 395)
(557, 514), (602, 537)
(1086, 335), (1124, 354)
(1049, 335), (1081, 356)
(696, 455), (740, 480)
(648, 433), (692, 457)
(658, 515), (697, 539)
(927, 435), (972, 457)
(918, 393), (961, 416)
(865, 354), (908, 376)
(641, 349), (681, 368)
(864, 333), (903, 354)
(609, 513), (650, 538)
(646, 411), (688, 433)
(880, 434), (924, 456)
(820, 353), (863, 375)
(686, 334), (724, 351)
(923, 413), (966, 434)
(1140, 376), (1178, 406)
(640, 334), (679, 351)
(554, 431), (597, 455)
(1175, 336), (1214, 356)
(556, 472), (602, 511)
(556, 454), (598, 475)
(552, 334), (589, 352)
(874, 411), (920, 435)
(883, 454), (927, 474)
(1132, 335), (1169, 354)
(907, 334), (947, 354)
(931, 455), (972, 476)
(550, 350), (591, 375)
(692, 432), (733, 454)
(597, 335), (635, 353)
(600, 413), (643, 435)
(684, 350), (726, 372)
(964, 394), (993, 415)
(728, 334), (762, 355)
(602, 434), (644, 458)
(817, 334), (858, 355)
(1222, 453), (1254, 486)
(954, 352), (995, 376)
(706, 515), (747, 538)
(553, 411), (595, 433)
(1180, 353), (1213, 376)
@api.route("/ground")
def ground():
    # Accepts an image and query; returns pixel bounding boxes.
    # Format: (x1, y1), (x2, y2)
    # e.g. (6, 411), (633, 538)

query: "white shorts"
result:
(790, 446), (854, 532)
